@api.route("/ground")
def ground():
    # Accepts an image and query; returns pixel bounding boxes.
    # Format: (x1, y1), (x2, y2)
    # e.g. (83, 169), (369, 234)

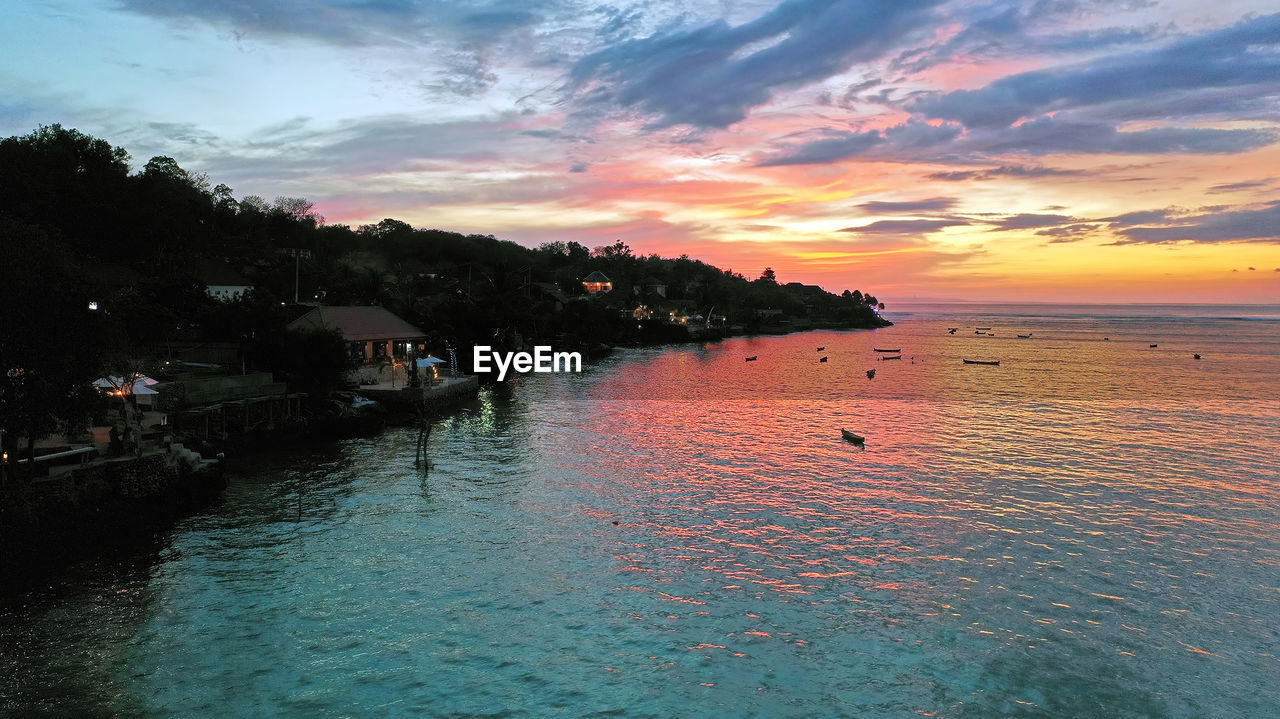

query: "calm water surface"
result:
(3, 304), (1279, 717)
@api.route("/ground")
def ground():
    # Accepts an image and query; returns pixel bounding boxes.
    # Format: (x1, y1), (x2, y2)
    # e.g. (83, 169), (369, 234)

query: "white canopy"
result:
(94, 376), (160, 394)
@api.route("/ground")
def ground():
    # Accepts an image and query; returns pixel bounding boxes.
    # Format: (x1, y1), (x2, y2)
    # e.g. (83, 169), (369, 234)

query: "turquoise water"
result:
(3, 304), (1280, 717)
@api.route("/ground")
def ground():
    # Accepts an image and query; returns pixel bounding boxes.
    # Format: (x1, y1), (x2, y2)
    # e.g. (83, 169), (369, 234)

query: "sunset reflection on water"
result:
(523, 314), (1279, 714)
(3, 308), (1278, 717)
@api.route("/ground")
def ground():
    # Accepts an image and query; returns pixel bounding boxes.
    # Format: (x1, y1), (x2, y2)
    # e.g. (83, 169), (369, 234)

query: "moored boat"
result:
(841, 429), (865, 444)
(819, 356), (828, 362)
(879, 355), (902, 360)
(745, 356), (758, 361)
(816, 346), (825, 351)
(873, 348), (901, 352)
(866, 369), (876, 379)
(963, 359), (1000, 365)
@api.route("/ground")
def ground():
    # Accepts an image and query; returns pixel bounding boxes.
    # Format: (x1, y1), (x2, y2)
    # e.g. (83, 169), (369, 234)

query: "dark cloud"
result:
(756, 130), (883, 166)
(911, 13), (1280, 128)
(569, 0), (943, 129)
(1104, 208), (1179, 226)
(1037, 223), (1102, 243)
(1208, 179), (1273, 193)
(763, 114), (1273, 169)
(992, 213), (1075, 230)
(839, 218), (968, 234)
(926, 164), (1084, 181)
(883, 120), (964, 149)
(758, 120), (958, 166)
(894, 2), (1163, 74)
(856, 197), (956, 214)
(1112, 201), (1280, 244)
(121, 0), (550, 44)
(974, 117), (1276, 155)
(569, 162), (588, 173)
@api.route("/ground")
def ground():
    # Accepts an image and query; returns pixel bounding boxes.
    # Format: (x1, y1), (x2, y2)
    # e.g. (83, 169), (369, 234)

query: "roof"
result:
(530, 281), (569, 304)
(583, 270), (611, 283)
(287, 306), (425, 341)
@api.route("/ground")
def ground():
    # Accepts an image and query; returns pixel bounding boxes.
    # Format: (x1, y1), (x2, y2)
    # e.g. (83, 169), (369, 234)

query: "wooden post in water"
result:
(414, 389), (435, 473)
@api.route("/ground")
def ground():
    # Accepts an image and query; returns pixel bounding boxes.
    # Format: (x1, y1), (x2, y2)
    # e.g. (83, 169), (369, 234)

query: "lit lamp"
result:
(88, 301), (98, 311)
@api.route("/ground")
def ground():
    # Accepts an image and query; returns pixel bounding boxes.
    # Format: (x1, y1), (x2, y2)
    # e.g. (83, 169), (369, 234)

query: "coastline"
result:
(0, 317), (889, 578)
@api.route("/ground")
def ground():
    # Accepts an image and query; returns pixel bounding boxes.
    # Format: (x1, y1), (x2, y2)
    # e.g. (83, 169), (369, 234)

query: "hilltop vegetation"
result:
(0, 124), (887, 454)
(1, 124), (886, 348)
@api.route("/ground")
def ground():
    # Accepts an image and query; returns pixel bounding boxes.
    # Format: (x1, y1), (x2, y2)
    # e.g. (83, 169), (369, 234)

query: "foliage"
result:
(247, 328), (350, 403)
(0, 123), (890, 410)
(0, 218), (114, 465)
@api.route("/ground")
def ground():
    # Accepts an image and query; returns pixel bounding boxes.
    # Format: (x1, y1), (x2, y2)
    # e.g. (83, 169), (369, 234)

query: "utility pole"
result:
(285, 248), (311, 304)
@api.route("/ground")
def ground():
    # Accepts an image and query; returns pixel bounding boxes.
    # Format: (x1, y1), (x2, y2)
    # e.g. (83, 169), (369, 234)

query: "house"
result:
(193, 259), (254, 300)
(638, 277), (668, 298)
(530, 282), (569, 310)
(287, 306), (426, 362)
(582, 270), (612, 294)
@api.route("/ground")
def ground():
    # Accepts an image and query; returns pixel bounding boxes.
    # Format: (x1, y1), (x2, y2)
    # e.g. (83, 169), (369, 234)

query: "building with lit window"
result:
(581, 270), (612, 294)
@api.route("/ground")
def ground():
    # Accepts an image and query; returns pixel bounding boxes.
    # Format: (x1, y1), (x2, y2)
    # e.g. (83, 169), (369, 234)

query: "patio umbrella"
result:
(94, 376), (160, 394)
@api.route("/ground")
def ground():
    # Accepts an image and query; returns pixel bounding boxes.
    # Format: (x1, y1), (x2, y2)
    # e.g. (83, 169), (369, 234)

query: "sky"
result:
(2, 0), (1279, 303)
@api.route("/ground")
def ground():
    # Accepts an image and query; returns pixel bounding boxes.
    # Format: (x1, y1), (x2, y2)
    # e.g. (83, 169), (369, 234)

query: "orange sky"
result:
(5, 1), (1279, 302)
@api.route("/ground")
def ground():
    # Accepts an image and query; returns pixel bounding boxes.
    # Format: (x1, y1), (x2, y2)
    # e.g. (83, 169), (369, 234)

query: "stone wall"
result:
(0, 451), (226, 567)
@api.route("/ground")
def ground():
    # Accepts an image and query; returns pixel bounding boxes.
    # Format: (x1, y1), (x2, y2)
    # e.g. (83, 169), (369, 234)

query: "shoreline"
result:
(0, 320), (888, 576)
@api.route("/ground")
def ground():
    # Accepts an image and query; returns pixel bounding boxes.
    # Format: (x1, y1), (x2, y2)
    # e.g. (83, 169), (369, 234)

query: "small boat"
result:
(1104, 337), (1110, 341)
(745, 356), (758, 362)
(819, 356), (828, 363)
(1193, 353), (1202, 360)
(841, 429), (865, 444)
(873, 348), (901, 352)
(1150, 344), (1158, 348)
(866, 369), (876, 379)
(879, 355), (902, 360)
(1017, 334), (1031, 339)
(816, 346), (825, 351)
(963, 359), (1000, 365)
(975, 330), (984, 334)
(976, 327), (992, 330)
(948, 328), (957, 334)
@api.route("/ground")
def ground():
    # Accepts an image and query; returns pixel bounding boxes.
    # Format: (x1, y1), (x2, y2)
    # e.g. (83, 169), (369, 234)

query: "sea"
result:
(3, 302), (1279, 718)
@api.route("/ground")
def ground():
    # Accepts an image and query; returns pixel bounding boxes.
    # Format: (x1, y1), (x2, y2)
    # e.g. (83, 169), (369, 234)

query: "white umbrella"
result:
(94, 376), (160, 394)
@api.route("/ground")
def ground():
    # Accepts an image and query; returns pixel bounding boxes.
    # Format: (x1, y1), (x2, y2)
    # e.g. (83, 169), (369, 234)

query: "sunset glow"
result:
(4, 1), (1279, 302)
